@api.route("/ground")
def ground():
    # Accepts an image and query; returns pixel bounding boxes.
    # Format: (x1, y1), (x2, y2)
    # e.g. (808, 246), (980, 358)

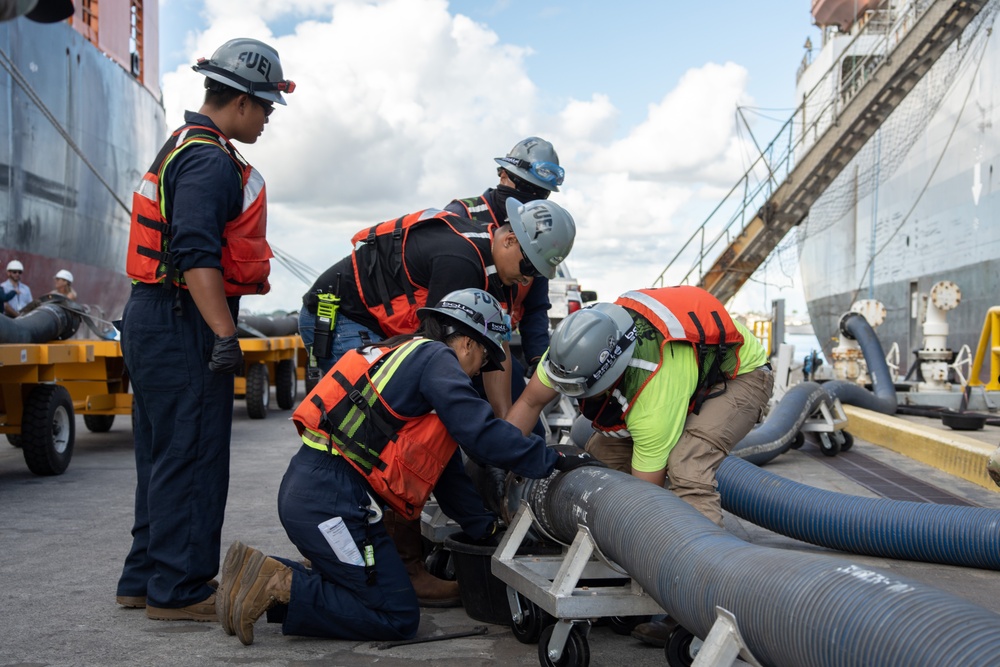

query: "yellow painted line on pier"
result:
(844, 405), (997, 492)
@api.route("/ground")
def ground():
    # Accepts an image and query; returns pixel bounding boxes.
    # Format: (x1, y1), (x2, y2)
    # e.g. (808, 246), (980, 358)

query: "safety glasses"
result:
(251, 97), (275, 118)
(502, 158), (564, 188)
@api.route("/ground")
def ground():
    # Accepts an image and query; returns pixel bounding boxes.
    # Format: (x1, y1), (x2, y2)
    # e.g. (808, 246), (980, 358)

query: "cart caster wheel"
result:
(538, 623), (590, 667)
(511, 593), (551, 644)
(6, 434), (22, 448)
(789, 431), (805, 449)
(664, 624), (697, 667)
(818, 432), (840, 457)
(83, 414), (115, 433)
(838, 430), (854, 451)
(275, 359), (297, 410)
(246, 363), (270, 419)
(607, 615), (651, 636)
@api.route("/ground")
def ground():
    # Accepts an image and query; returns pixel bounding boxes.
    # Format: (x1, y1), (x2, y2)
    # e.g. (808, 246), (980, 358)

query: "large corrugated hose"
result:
(718, 455), (1000, 569)
(0, 296), (80, 343)
(730, 381), (830, 465)
(527, 466), (1000, 667)
(821, 311), (898, 414)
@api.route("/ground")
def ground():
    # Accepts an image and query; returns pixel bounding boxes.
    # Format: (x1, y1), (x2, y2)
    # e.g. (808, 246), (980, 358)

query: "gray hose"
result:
(0, 297), (80, 343)
(718, 455), (1000, 570)
(730, 381), (830, 465)
(822, 311), (897, 414)
(237, 312), (299, 337)
(528, 467), (1000, 667)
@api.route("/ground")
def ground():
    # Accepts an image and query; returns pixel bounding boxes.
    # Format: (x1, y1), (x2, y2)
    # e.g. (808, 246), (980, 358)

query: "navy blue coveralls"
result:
(271, 340), (559, 640)
(117, 111), (244, 609)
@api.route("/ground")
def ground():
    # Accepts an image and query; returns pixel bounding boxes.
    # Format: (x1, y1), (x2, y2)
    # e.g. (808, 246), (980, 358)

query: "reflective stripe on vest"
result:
(293, 338), (459, 519)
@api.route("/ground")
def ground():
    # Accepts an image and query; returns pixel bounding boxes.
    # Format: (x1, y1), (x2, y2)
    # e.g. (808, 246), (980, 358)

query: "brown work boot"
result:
(146, 594), (218, 622)
(116, 595), (146, 608)
(218, 541), (257, 636)
(231, 552), (292, 646)
(118, 579), (216, 610)
(385, 509), (461, 608)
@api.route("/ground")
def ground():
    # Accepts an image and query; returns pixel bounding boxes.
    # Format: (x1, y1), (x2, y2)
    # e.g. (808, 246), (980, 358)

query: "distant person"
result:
(2, 260), (33, 317)
(52, 269), (77, 300)
(116, 38), (294, 622)
(217, 289), (594, 645)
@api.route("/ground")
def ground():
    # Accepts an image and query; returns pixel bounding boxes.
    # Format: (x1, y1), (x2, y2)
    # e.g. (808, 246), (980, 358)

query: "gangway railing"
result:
(652, 0), (988, 303)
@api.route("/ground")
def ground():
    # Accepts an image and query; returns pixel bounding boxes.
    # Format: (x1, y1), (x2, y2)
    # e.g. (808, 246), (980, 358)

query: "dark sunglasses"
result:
(251, 97), (274, 118)
(519, 246), (543, 279)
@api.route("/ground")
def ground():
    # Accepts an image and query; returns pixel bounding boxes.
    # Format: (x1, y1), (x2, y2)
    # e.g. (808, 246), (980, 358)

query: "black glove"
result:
(469, 519), (504, 547)
(526, 356), (542, 378)
(553, 451), (606, 472)
(208, 333), (243, 374)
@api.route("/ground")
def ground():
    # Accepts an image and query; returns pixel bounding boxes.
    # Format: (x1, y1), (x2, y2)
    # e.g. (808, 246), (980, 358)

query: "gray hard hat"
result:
(192, 38), (295, 105)
(417, 288), (511, 372)
(544, 303), (637, 398)
(494, 137), (564, 192)
(505, 198), (576, 279)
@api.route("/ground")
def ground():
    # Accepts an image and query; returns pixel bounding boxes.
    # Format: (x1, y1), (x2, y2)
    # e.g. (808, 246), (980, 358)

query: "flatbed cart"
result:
(493, 503), (763, 667)
(236, 335), (301, 419)
(0, 340), (132, 476)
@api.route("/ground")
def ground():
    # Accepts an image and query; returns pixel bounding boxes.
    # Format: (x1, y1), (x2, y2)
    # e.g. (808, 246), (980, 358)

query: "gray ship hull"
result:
(0, 20), (165, 320)
(798, 3), (1000, 378)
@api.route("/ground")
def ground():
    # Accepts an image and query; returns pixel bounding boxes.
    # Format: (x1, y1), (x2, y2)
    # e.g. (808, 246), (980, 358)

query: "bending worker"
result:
(218, 289), (595, 645)
(296, 199), (575, 606)
(509, 285), (773, 526)
(117, 38), (293, 621)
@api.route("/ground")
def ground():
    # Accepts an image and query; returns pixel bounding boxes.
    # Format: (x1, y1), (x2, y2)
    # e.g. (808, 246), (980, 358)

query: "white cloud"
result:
(160, 0), (762, 314)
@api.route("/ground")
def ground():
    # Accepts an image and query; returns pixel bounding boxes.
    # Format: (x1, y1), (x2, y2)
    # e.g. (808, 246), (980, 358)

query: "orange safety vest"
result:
(581, 286), (745, 433)
(292, 338), (458, 519)
(450, 195), (531, 327)
(350, 209), (501, 336)
(126, 124), (272, 296)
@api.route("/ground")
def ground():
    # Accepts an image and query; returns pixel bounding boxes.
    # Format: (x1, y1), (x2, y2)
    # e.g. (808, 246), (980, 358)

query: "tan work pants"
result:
(585, 367), (774, 527)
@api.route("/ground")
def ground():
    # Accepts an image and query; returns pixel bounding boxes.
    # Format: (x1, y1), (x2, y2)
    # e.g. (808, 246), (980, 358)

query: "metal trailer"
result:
(0, 340), (132, 476)
(235, 335), (302, 420)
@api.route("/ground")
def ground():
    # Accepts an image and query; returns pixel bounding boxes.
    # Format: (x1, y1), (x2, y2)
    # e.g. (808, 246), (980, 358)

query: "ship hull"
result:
(797, 4), (1000, 379)
(0, 20), (165, 321)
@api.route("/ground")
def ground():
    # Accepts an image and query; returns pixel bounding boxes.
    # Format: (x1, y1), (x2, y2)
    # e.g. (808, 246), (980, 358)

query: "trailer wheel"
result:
(246, 363), (270, 419)
(664, 624), (696, 667)
(6, 434), (22, 448)
(607, 615), (651, 636)
(538, 623), (589, 667)
(275, 359), (297, 410)
(83, 414), (115, 433)
(21, 384), (75, 476)
(790, 431), (805, 449)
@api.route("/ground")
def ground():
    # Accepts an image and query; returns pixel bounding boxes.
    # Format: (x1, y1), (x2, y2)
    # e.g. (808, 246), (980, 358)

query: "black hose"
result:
(822, 311), (897, 414)
(0, 298), (80, 343)
(529, 467), (1000, 667)
(718, 455), (1000, 570)
(730, 382), (830, 465)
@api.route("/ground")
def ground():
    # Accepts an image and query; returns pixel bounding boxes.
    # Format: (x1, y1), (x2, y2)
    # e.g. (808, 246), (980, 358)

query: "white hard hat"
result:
(7, 260), (23, 272)
(55, 269), (74, 283)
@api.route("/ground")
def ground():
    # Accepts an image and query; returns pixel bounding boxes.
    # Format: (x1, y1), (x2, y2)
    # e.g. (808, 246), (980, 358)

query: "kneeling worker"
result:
(219, 288), (594, 645)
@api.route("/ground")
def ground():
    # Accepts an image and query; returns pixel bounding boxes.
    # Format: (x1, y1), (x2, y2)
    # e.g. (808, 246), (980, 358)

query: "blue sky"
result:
(156, 0), (822, 318)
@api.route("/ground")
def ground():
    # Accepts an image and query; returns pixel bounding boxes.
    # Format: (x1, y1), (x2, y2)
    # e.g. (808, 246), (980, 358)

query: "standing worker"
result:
(507, 286), (773, 646)
(296, 200), (576, 606)
(52, 269), (77, 300)
(218, 289), (597, 645)
(445, 137), (563, 428)
(2, 260), (33, 317)
(116, 38), (294, 622)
